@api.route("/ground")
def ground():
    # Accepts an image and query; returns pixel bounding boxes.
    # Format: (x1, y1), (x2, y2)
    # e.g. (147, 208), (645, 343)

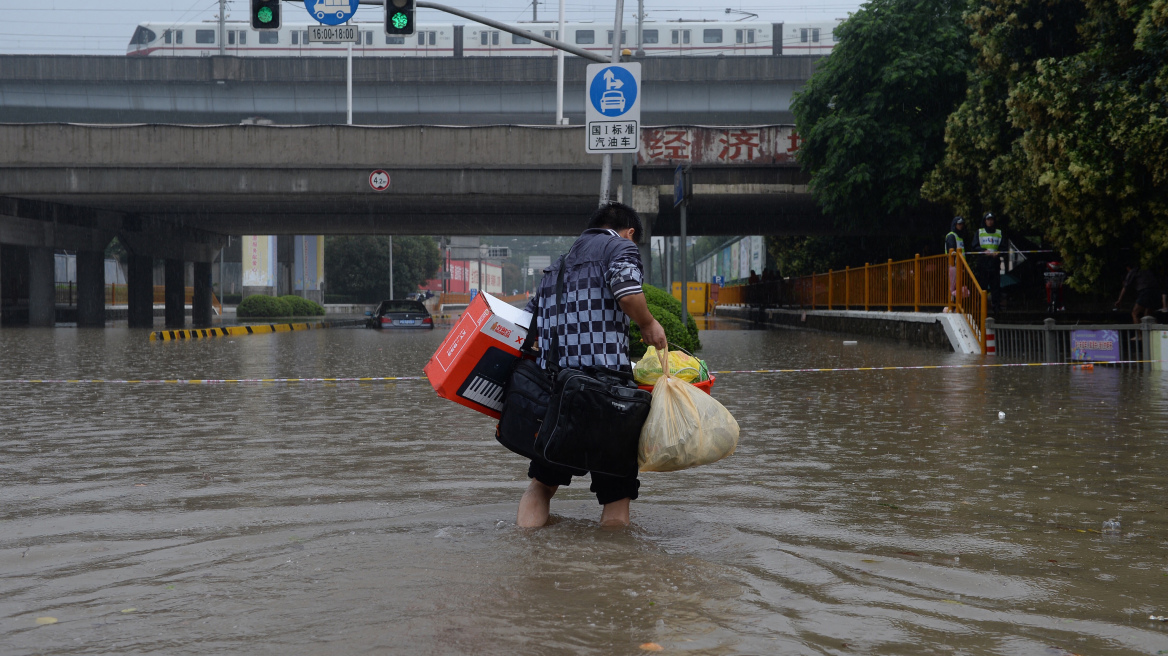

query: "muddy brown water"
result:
(1, 322), (1167, 655)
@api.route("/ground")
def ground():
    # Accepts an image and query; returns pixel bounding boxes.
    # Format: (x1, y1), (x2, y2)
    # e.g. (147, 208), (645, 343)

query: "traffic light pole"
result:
(336, 0), (609, 62)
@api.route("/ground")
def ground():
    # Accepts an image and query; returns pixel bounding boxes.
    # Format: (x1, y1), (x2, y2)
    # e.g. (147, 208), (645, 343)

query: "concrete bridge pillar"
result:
(75, 250), (106, 327)
(28, 247), (55, 327)
(127, 254), (154, 328)
(630, 185), (659, 282)
(164, 259), (185, 328)
(192, 261), (213, 328)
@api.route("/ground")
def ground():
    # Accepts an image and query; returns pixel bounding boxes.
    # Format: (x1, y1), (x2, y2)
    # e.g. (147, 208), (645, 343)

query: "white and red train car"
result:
(126, 20), (838, 57)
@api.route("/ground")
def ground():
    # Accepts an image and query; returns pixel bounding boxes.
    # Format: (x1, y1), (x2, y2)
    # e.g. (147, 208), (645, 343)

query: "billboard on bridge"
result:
(639, 126), (802, 166)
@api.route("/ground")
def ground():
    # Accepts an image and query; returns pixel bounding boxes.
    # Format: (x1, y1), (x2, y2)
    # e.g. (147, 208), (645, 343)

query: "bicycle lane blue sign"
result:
(584, 63), (641, 154)
(305, 0), (359, 25)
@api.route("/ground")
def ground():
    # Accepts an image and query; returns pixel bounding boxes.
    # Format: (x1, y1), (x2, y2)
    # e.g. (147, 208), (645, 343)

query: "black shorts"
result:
(528, 458), (640, 506)
(1135, 289), (1159, 309)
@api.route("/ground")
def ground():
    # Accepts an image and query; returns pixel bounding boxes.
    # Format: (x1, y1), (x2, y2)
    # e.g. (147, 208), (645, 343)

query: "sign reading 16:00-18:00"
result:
(304, 0), (359, 26)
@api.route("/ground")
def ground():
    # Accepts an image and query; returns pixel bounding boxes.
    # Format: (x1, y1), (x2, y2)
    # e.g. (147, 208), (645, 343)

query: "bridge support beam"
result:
(76, 250), (105, 327)
(28, 247), (55, 327)
(192, 261), (213, 328)
(164, 259), (185, 329)
(127, 254), (154, 328)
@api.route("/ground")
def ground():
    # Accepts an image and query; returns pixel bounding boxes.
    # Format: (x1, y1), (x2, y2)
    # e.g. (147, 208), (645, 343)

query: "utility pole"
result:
(597, 0), (626, 206)
(218, 0), (226, 56)
(635, 0), (644, 57)
(555, 0), (565, 124)
(388, 236), (394, 300)
(532, 0), (538, 22)
(346, 35), (353, 125)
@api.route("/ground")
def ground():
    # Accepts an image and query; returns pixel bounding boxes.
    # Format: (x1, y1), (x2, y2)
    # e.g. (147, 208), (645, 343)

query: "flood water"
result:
(2, 321), (1167, 655)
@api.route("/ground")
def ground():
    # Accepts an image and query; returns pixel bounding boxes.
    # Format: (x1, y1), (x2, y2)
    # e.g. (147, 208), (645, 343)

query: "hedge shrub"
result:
(236, 295), (293, 318)
(279, 295), (325, 316)
(628, 284), (702, 359)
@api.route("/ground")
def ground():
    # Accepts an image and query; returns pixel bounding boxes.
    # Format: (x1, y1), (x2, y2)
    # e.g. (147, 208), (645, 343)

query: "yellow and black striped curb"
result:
(149, 319), (364, 342)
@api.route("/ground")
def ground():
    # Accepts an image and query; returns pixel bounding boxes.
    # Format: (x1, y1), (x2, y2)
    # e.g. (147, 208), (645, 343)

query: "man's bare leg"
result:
(517, 479), (558, 528)
(599, 497), (631, 527)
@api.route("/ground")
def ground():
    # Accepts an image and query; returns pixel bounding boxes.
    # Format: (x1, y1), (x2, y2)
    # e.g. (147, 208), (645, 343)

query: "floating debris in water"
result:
(998, 411), (1006, 420)
(843, 340), (858, 346)
(1102, 518), (1121, 534)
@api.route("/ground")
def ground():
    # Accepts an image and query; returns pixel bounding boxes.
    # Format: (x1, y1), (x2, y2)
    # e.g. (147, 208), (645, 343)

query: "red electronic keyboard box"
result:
(423, 292), (533, 419)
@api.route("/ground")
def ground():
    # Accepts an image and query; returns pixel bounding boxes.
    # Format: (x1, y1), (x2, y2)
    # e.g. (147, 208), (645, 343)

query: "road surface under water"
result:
(1, 321), (1166, 655)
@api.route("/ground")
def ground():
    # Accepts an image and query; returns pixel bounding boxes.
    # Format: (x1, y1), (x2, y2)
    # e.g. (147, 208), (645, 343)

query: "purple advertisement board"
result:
(1071, 329), (1120, 362)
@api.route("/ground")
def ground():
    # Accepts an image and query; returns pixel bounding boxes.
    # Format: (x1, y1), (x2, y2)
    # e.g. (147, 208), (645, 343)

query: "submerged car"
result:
(365, 300), (433, 329)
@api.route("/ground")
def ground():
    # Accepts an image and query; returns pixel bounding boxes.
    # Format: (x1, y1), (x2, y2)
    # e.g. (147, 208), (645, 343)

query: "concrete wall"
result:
(0, 55), (825, 125)
(717, 306), (957, 352)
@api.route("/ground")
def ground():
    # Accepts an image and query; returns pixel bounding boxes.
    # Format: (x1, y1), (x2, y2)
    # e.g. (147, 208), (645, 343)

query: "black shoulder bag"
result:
(533, 257), (653, 478)
(495, 257), (586, 474)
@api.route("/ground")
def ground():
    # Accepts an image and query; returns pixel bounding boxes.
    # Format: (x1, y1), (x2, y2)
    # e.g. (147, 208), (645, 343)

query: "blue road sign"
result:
(674, 165), (685, 207)
(588, 66), (638, 118)
(305, 0), (359, 25)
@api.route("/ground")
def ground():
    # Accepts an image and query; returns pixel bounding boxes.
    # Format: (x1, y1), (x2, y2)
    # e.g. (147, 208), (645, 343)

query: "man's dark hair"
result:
(587, 202), (644, 244)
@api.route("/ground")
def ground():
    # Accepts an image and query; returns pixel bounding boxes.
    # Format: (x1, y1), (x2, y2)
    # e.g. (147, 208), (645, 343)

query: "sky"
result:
(0, 0), (862, 55)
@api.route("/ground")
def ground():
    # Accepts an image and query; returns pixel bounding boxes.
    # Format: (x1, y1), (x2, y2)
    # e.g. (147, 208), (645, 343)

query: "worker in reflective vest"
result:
(976, 212), (1004, 313)
(945, 216), (966, 302)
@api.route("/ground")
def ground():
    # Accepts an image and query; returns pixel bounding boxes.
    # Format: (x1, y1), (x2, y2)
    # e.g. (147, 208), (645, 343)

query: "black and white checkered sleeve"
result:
(606, 243), (643, 300)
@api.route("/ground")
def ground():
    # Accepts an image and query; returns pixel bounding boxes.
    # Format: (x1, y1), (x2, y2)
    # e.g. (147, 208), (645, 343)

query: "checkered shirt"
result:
(524, 229), (644, 371)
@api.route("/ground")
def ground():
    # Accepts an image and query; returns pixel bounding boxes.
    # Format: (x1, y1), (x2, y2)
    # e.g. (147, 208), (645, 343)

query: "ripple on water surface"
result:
(1, 323), (1167, 654)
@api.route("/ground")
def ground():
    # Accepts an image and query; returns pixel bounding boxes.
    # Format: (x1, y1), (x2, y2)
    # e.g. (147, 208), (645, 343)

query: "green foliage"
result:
(628, 285), (701, 359)
(766, 233), (939, 277)
(792, 0), (973, 228)
(237, 295), (293, 318)
(325, 236), (442, 303)
(924, 0), (1168, 289)
(279, 295), (325, 316)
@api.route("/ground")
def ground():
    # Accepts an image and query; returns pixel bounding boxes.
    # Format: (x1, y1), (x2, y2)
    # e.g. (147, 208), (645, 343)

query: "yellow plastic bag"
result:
(633, 346), (702, 385)
(638, 348), (739, 472)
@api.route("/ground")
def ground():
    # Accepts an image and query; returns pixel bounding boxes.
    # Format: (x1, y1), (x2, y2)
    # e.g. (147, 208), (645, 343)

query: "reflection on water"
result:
(1, 323), (1166, 654)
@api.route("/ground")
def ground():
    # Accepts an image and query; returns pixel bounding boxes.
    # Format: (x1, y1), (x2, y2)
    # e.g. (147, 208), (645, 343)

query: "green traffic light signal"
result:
(250, 0), (280, 29)
(385, 0), (415, 36)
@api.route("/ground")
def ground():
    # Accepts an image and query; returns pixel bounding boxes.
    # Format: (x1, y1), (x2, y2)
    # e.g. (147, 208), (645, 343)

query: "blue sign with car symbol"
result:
(305, 0), (359, 26)
(588, 66), (638, 118)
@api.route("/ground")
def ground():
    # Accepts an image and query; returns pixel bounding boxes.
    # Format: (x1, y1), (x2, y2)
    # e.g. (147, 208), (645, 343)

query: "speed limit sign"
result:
(369, 170), (390, 191)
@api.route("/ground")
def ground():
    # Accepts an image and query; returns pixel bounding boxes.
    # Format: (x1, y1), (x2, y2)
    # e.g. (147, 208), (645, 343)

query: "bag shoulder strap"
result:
(548, 254), (568, 371)
(519, 292), (540, 354)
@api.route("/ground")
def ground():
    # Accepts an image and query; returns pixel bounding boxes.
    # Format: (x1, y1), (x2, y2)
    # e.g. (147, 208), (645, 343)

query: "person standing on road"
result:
(945, 216), (967, 303)
(975, 212), (1004, 314)
(517, 202), (668, 529)
(1115, 263), (1161, 326)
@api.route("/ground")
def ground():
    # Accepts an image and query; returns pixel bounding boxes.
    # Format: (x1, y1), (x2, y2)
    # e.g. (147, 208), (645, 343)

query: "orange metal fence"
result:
(714, 253), (987, 353)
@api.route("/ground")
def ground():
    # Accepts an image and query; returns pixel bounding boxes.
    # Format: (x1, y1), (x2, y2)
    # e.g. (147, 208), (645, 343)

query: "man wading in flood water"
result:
(517, 202), (668, 528)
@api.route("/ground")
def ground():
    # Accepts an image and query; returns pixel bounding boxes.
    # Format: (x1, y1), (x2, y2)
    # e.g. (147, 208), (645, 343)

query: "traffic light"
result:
(385, 0), (416, 36)
(250, 0), (281, 30)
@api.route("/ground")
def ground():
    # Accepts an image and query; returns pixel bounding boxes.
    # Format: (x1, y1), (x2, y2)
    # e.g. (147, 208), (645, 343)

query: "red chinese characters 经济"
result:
(717, 129), (762, 162)
(641, 128), (692, 163)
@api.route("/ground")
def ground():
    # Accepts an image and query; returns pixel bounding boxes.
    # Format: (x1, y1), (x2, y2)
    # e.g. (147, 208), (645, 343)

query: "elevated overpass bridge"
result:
(0, 121), (823, 327)
(0, 55), (822, 125)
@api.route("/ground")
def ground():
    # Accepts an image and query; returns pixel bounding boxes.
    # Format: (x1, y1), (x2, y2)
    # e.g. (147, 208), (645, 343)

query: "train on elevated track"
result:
(126, 20), (838, 57)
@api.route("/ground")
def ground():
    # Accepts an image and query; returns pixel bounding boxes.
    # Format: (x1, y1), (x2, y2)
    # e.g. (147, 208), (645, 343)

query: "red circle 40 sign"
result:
(369, 170), (390, 191)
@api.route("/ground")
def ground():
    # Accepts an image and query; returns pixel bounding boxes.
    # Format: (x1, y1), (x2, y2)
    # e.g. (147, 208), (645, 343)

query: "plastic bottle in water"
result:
(1102, 518), (1120, 534)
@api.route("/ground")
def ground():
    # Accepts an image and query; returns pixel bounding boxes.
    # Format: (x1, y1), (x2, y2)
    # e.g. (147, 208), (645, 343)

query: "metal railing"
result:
(716, 253), (988, 353)
(56, 283), (221, 316)
(990, 316), (1163, 369)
